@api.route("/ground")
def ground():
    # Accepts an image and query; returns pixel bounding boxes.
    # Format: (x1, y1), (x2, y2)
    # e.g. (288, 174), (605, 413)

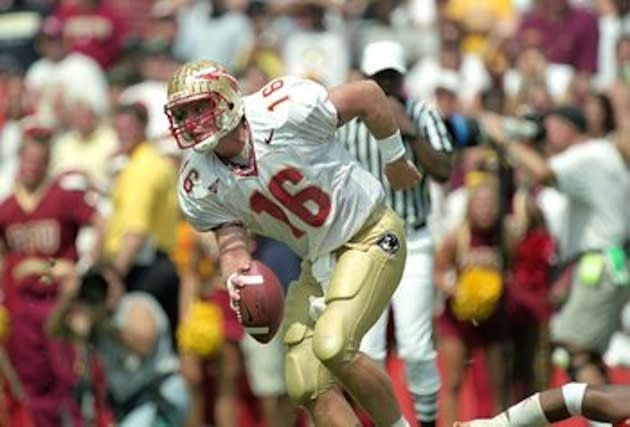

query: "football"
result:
(238, 260), (285, 343)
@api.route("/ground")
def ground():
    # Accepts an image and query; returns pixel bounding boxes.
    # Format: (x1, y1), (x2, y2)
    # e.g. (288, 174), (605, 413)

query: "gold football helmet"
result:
(164, 60), (244, 152)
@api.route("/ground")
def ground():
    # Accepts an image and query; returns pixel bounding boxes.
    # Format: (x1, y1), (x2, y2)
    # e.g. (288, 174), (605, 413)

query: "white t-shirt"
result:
(536, 187), (570, 260)
(119, 81), (170, 141)
(549, 139), (630, 257)
(178, 77), (385, 260)
(283, 31), (349, 87)
(25, 53), (109, 121)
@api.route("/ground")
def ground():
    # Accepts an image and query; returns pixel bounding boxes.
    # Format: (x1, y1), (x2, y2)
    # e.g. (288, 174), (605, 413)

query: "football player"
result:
(165, 60), (421, 426)
(455, 383), (630, 427)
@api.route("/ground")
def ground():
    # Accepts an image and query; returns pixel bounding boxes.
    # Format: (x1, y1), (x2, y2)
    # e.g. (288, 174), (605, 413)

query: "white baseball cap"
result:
(360, 40), (407, 76)
(434, 69), (461, 94)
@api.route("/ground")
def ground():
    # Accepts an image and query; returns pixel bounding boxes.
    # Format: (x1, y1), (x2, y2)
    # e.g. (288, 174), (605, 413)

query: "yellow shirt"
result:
(105, 142), (178, 257)
(446, 0), (514, 56)
(171, 220), (217, 282)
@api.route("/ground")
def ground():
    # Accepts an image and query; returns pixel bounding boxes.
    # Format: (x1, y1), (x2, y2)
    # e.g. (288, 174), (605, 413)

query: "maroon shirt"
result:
(0, 173), (96, 304)
(54, 2), (128, 69)
(518, 6), (599, 73)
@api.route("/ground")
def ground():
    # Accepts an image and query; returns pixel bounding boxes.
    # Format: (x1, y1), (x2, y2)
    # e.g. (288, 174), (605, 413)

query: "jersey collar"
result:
(217, 128), (258, 177)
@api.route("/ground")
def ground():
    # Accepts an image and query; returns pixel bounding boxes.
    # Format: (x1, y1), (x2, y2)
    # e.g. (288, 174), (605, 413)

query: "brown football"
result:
(238, 260), (285, 343)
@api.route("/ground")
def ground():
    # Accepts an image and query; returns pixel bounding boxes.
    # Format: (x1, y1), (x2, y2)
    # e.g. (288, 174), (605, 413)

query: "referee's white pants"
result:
(360, 226), (441, 411)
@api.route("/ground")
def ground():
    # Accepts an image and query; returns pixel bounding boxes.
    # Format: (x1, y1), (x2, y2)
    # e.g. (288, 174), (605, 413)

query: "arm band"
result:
(377, 130), (406, 164)
(562, 382), (587, 416)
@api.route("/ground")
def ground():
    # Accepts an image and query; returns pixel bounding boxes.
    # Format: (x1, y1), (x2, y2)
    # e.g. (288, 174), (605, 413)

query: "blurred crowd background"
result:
(1, 0), (630, 426)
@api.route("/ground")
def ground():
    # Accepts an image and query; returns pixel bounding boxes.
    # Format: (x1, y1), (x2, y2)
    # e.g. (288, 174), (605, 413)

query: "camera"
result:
(445, 112), (546, 149)
(77, 266), (110, 306)
(500, 112), (546, 143)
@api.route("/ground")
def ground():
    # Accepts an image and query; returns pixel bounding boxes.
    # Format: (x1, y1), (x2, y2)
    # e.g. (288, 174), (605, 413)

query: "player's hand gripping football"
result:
(385, 156), (423, 191)
(226, 263), (252, 322)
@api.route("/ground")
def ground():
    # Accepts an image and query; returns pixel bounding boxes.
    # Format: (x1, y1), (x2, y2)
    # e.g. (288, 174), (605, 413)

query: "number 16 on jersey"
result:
(250, 167), (331, 238)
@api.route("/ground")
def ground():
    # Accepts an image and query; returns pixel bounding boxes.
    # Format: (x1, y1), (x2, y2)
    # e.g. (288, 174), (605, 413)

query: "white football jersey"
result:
(178, 77), (385, 260)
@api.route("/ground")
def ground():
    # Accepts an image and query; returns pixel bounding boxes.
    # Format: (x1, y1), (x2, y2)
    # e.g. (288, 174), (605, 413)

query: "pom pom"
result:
(452, 267), (503, 322)
(177, 301), (224, 358)
(0, 306), (9, 343)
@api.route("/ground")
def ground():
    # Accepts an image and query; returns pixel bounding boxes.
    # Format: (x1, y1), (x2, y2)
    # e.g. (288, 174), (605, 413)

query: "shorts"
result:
(437, 298), (508, 347)
(551, 259), (630, 354)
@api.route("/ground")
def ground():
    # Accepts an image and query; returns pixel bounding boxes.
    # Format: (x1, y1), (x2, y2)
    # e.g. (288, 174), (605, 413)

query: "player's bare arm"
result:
(214, 223), (253, 318)
(328, 80), (422, 191)
(456, 383), (630, 427)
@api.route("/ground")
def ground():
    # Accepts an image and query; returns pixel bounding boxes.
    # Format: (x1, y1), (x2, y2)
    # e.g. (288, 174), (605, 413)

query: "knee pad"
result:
(312, 308), (355, 371)
(284, 323), (333, 405)
(404, 357), (441, 395)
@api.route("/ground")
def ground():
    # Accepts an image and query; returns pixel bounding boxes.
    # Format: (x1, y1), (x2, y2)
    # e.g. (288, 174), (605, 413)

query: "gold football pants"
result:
(283, 205), (407, 404)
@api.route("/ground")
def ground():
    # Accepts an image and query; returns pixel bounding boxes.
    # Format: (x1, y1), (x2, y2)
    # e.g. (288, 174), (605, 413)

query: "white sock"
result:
(391, 416), (411, 427)
(491, 393), (548, 427)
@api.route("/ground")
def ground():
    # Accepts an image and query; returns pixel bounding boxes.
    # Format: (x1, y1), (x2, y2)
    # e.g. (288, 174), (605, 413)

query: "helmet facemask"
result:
(165, 61), (244, 153)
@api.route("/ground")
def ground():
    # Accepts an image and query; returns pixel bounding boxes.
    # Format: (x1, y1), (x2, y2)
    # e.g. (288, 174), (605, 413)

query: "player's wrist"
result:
(377, 130), (406, 164)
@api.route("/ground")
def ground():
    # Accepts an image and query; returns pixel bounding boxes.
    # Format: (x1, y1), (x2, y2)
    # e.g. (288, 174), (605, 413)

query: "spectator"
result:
(445, 0), (517, 73)
(594, 0), (629, 89)
(282, 0), (350, 86)
(50, 95), (118, 192)
(516, 0), (600, 74)
(481, 106), (630, 388)
(25, 16), (109, 127)
(0, 121), (105, 427)
(0, 58), (30, 201)
(48, 262), (190, 426)
(407, 19), (491, 110)
(173, 224), (244, 427)
(434, 176), (510, 427)
(583, 90), (617, 138)
(103, 102), (180, 336)
(173, 0), (254, 71)
(118, 39), (182, 147)
(503, 47), (575, 107)
(605, 34), (630, 128)
(53, 0), (129, 69)
(0, 0), (51, 70)
(506, 185), (556, 398)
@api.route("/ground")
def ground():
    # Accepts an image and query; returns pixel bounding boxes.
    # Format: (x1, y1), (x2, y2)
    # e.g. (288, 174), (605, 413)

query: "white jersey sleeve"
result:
(249, 77), (339, 143)
(177, 157), (241, 231)
(285, 78), (339, 138)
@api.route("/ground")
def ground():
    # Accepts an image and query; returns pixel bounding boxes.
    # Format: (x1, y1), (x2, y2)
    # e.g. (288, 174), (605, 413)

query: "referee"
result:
(337, 40), (453, 427)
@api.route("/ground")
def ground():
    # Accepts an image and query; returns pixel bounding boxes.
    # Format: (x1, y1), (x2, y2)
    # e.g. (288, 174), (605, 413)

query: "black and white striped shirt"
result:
(337, 99), (452, 229)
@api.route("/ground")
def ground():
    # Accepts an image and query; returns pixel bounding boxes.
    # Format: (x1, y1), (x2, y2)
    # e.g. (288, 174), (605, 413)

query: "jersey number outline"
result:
(250, 167), (331, 238)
